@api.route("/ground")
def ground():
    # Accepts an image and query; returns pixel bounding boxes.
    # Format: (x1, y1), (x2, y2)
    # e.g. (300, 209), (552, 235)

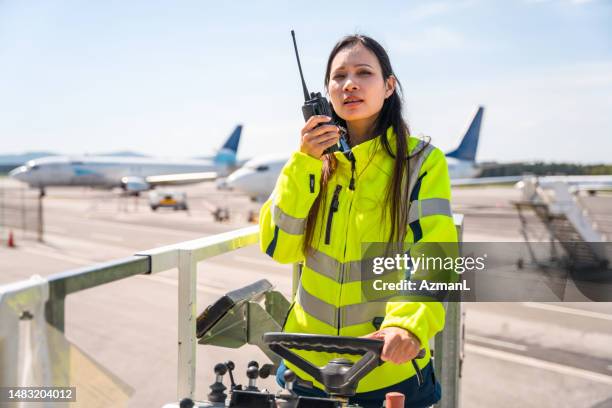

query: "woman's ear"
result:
(384, 75), (396, 99)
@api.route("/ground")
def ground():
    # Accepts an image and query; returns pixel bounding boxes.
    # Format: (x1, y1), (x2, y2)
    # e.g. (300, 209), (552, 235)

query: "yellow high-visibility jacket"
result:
(259, 127), (458, 393)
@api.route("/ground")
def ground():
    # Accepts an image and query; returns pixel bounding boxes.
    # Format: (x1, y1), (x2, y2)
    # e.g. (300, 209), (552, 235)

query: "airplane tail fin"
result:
(446, 106), (484, 162)
(214, 125), (242, 165)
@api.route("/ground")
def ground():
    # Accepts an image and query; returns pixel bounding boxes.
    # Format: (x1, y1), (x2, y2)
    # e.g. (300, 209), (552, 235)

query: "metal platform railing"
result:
(1, 217), (463, 407)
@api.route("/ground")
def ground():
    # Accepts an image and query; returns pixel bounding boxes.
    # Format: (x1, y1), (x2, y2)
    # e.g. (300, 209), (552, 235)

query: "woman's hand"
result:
(362, 327), (421, 364)
(300, 115), (340, 159)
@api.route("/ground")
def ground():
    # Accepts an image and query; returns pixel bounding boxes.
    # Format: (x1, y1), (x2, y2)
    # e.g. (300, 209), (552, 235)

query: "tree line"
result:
(481, 162), (612, 177)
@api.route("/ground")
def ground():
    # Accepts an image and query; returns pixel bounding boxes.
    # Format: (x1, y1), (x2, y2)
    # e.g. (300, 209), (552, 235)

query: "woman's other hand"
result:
(362, 327), (421, 364)
(300, 115), (340, 159)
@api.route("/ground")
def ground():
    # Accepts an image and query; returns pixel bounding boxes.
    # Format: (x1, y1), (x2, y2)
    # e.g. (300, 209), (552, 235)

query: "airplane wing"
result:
(453, 174), (612, 192)
(451, 176), (524, 186)
(451, 175), (612, 192)
(534, 175), (612, 190)
(145, 172), (219, 186)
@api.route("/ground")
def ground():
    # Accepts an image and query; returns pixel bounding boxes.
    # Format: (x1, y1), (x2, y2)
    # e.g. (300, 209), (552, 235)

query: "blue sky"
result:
(1, 0), (610, 163)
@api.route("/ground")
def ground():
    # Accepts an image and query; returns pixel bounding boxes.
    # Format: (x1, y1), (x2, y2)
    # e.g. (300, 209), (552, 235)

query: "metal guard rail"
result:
(13, 217), (463, 407)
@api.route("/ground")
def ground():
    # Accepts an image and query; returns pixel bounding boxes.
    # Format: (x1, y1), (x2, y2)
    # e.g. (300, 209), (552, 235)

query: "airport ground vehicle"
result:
(149, 190), (188, 211)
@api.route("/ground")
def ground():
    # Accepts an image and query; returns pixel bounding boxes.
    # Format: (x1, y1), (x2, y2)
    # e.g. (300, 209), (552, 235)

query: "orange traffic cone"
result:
(7, 230), (16, 248)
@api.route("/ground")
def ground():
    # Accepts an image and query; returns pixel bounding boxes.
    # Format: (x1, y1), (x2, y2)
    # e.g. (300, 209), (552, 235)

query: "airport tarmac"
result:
(1, 181), (612, 407)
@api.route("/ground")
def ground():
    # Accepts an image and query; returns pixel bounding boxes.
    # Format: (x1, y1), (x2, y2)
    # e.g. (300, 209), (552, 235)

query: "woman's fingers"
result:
(303, 115), (333, 134)
(303, 124), (339, 140)
(378, 329), (420, 364)
(316, 131), (340, 146)
(301, 123), (340, 158)
(381, 333), (400, 362)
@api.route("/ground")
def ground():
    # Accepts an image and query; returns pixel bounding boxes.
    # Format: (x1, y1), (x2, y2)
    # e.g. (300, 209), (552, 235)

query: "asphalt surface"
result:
(1, 180), (611, 407)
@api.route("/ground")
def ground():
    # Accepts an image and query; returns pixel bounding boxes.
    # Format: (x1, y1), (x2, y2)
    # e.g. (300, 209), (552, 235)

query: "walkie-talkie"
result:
(291, 30), (350, 155)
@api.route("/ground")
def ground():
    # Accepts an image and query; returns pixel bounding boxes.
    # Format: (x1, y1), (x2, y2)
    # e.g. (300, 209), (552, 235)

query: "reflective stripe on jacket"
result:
(259, 127), (458, 393)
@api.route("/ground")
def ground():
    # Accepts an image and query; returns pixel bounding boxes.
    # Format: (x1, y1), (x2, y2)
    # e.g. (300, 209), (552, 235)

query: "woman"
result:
(259, 34), (457, 407)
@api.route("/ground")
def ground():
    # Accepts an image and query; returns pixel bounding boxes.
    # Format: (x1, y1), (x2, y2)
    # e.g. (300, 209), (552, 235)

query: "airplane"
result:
(9, 125), (243, 195)
(224, 107), (488, 202)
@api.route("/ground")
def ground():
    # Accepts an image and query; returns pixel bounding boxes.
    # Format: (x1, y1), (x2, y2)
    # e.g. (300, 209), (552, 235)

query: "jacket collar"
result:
(334, 126), (396, 173)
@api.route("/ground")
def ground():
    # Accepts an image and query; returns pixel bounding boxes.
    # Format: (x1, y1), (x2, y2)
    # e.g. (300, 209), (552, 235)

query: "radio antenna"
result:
(290, 30), (310, 102)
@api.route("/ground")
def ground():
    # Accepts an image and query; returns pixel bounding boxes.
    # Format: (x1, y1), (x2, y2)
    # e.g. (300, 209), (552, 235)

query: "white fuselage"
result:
(226, 154), (481, 202)
(446, 157), (482, 179)
(9, 155), (228, 189)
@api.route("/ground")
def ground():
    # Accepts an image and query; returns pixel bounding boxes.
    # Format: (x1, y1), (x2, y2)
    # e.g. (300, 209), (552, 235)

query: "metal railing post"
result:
(45, 295), (66, 333)
(434, 302), (464, 408)
(45, 279), (67, 333)
(37, 189), (45, 242)
(177, 248), (197, 400)
(434, 214), (465, 408)
(0, 187), (4, 240)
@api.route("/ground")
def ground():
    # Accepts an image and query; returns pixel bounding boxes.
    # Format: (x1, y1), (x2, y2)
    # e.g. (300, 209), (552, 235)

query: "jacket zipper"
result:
(348, 154), (356, 191)
(325, 185), (342, 245)
(337, 262), (344, 335)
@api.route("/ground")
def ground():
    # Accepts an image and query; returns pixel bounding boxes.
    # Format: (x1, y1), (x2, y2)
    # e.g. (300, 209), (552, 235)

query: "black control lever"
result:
(225, 360), (240, 390)
(264, 332), (427, 398)
(412, 349), (427, 387)
(284, 369), (297, 394)
(259, 363), (274, 379)
(263, 333), (384, 397)
(207, 363), (228, 403)
(246, 365), (260, 391)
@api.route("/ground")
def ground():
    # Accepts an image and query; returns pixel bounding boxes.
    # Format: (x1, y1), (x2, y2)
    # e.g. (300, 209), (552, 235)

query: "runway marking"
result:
(465, 334), (527, 351)
(90, 233), (125, 243)
(522, 302), (612, 321)
(466, 344), (612, 385)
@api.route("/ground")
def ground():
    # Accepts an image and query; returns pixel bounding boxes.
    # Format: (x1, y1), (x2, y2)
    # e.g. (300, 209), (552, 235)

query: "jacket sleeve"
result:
(259, 151), (323, 264)
(380, 147), (458, 348)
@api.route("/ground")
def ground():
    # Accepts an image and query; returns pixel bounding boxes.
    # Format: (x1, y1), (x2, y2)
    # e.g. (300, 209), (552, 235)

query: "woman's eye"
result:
(358, 71), (372, 76)
(333, 73), (346, 79)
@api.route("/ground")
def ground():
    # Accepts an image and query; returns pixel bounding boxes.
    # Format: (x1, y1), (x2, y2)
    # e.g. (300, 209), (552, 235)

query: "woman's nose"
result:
(343, 77), (358, 91)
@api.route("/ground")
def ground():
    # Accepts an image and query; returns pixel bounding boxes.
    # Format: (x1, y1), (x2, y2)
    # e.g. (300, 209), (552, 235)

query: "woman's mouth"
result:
(344, 98), (364, 107)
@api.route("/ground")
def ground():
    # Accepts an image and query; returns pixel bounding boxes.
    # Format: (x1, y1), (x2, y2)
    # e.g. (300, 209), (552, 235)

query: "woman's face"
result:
(328, 43), (395, 124)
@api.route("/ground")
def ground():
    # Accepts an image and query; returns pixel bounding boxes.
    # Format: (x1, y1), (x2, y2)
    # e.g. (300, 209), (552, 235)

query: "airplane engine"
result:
(121, 176), (150, 194)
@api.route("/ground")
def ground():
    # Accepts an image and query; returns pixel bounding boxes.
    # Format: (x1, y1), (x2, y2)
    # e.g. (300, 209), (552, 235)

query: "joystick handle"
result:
(207, 363), (227, 403)
(259, 363), (274, 379)
(225, 360), (238, 390)
(246, 365), (260, 391)
(179, 398), (195, 408)
(247, 360), (259, 369)
(283, 369), (296, 392)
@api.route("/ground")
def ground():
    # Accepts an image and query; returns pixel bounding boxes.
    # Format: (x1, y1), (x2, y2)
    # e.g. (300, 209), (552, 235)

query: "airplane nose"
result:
(216, 177), (232, 191)
(8, 166), (27, 181)
(226, 169), (249, 192)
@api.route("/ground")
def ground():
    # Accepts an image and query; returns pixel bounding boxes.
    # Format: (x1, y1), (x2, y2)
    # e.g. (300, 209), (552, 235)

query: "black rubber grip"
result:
(263, 333), (383, 355)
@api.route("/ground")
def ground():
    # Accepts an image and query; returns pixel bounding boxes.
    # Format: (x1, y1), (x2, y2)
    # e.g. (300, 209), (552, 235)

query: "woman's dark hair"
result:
(303, 34), (413, 252)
